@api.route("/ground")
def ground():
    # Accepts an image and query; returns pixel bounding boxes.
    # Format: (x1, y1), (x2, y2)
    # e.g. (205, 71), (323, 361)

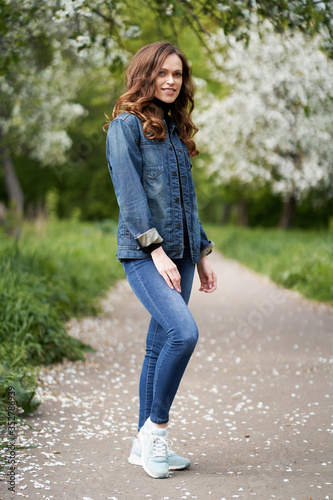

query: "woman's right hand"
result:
(151, 246), (181, 293)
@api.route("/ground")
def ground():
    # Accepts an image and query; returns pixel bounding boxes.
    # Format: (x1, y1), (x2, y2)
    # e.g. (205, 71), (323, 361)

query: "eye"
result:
(175, 72), (182, 77)
(158, 71), (165, 76)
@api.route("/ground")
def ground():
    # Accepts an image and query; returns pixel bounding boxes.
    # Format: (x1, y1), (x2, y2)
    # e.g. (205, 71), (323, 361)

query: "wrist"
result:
(145, 243), (163, 254)
(151, 245), (164, 256)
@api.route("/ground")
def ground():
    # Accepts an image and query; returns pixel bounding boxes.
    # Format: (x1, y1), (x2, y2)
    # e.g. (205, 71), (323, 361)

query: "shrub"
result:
(0, 220), (124, 414)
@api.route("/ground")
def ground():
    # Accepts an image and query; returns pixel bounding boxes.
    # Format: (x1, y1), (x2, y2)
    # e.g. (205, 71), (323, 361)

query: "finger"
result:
(163, 267), (181, 292)
(200, 275), (217, 293)
(199, 281), (208, 292)
(162, 272), (175, 290)
(206, 279), (217, 293)
(208, 275), (216, 290)
(169, 270), (181, 292)
(207, 275), (217, 292)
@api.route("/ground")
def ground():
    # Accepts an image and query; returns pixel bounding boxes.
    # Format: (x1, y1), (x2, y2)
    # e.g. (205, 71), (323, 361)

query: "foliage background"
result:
(1, 0), (333, 228)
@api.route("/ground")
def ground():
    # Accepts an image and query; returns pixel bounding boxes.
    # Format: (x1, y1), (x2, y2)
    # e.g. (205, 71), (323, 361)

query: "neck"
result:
(152, 96), (172, 120)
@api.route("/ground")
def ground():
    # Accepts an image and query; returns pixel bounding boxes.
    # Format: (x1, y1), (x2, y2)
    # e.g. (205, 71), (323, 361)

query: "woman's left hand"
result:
(197, 256), (217, 293)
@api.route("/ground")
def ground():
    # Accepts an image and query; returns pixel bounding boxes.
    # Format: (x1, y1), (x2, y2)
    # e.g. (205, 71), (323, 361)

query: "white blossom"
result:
(165, 4), (174, 15)
(2, 2), (128, 168)
(195, 23), (333, 200)
(120, 25), (141, 40)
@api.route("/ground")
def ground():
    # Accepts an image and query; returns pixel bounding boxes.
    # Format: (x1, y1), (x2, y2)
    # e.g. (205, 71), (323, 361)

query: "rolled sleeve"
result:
(200, 241), (215, 258)
(106, 116), (163, 248)
(199, 220), (214, 259)
(137, 228), (163, 248)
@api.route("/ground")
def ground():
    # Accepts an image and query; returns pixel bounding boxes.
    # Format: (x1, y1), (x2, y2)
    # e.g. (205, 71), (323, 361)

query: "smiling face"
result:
(154, 53), (183, 103)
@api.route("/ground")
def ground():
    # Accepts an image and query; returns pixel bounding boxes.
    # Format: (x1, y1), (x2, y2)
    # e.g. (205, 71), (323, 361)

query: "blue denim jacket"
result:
(106, 112), (214, 263)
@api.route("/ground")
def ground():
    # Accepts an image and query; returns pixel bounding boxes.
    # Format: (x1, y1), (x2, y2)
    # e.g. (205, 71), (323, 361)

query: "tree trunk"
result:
(0, 127), (24, 214)
(278, 193), (296, 229)
(237, 199), (248, 226)
(221, 202), (232, 224)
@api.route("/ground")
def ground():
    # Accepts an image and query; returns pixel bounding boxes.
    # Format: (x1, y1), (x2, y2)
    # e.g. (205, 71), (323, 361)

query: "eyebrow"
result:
(159, 67), (183, 72)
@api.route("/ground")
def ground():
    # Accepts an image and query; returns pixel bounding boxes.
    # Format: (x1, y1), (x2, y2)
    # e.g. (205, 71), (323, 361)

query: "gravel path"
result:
(3, 251), (333, 500)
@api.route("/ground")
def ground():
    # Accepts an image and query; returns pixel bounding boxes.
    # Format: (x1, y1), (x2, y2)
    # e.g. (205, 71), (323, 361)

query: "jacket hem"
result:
(116, 246), (201, 263)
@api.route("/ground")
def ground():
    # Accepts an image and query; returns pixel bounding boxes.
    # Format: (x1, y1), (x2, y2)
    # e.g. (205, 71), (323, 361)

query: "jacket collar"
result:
(162, 118), (179, 134)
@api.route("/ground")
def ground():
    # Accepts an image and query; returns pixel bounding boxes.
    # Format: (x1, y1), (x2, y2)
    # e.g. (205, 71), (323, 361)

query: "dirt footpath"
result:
(4, 251), (333, 500)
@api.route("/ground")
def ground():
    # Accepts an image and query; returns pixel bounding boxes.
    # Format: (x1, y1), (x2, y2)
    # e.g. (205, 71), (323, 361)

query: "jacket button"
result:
(172, 171), (177, 175)
(176, 250), (180, 255)
(177, 223), (181, 228)
(175, 197), (180, 203)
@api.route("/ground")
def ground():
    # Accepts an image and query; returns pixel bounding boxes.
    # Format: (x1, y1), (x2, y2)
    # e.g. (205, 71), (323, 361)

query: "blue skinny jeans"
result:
(121, 218), (197, 431)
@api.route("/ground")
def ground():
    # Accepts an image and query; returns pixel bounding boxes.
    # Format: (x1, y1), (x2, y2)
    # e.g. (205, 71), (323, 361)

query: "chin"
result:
(156, 92), (179, 103)
(161, 97), (176, 103)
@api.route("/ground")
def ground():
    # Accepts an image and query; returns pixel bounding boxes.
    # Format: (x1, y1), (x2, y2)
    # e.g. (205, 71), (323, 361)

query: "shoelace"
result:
(151, 435), (173, 458)
(132, 434), (176, 458)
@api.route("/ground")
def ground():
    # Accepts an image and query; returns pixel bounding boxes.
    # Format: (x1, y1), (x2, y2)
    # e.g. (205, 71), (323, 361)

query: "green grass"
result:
(206, 225), (333, 304)
(0, 220), (124, 416)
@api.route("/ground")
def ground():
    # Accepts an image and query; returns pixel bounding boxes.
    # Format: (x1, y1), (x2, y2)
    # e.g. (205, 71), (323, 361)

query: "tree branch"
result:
(90, 7), (115, 26)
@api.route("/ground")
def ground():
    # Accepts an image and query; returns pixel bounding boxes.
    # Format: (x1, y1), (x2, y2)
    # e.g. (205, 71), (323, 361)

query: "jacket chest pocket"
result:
(141, 143), (164, 179)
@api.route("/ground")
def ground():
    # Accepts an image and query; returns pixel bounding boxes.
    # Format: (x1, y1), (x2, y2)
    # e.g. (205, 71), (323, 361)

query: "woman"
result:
(105, 41), (217, 479)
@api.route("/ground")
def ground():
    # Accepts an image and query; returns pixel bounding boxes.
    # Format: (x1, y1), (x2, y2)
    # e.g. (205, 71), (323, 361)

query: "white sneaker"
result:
(139, 418), (170, 479)
(128, 437), (191, 470)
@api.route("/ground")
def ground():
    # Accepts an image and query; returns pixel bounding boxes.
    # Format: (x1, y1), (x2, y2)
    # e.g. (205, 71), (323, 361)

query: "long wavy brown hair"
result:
(105, 41), (199, 158)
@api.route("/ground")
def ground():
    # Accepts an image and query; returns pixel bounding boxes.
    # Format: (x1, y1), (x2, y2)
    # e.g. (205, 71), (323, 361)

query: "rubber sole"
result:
(141, 456), (169, 479)
(128, 454), (190, 470)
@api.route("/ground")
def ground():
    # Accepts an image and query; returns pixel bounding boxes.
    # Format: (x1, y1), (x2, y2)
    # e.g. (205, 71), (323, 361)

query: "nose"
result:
(166, 73), (175, 85)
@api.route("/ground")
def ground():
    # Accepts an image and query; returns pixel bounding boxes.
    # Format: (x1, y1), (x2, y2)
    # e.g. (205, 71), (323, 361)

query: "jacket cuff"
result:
(136, 228), (163, 248)
(142, 242), (163, 254)
(200, 241), (215, 259)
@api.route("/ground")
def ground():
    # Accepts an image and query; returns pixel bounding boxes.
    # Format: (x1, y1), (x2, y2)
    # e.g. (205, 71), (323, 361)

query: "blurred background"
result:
(1, 0), (333, 229)
(0, 1), (332, 414)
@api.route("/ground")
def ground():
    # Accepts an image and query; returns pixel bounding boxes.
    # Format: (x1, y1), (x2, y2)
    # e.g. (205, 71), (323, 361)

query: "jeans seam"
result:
(144, 320), (159, 425)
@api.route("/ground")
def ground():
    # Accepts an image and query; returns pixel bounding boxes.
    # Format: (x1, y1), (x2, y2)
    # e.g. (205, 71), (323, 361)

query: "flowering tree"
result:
(194, 25), (333, 227)
(1, 0), (332, 214)
(0, 0), (129, 213)
(193, 0), (333, 56)
(0, 57), (85, 213)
